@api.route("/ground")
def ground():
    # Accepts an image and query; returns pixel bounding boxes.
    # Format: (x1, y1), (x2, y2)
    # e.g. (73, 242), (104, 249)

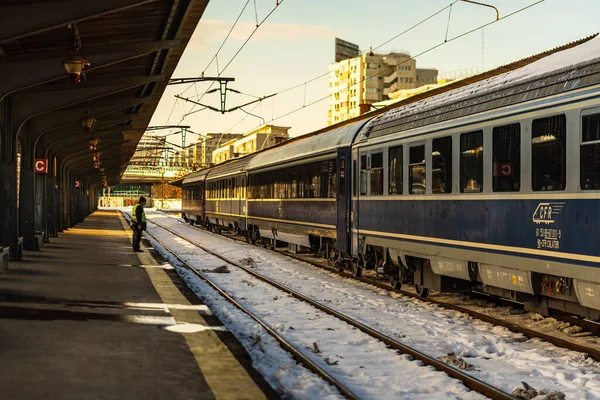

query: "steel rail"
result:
(142, 215), (516, 400)
(121, 212), (361, 400)
(171, 215), (600, 363)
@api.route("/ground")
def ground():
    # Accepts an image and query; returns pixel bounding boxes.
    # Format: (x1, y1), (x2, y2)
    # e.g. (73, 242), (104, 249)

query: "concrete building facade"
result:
(211, 125), (290, 164)
(327, 52), (438, 125)
(195, 133), (244, 167)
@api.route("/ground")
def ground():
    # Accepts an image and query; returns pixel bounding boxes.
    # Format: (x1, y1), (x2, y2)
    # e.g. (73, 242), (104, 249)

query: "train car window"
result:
(310, 162), (321, 198)
(409, 145), (426, 194)
(360, 155), (368, 195)
(432, 137), (452, 194)
(289, 167), (298, 199)
(581, 112), (600, 190)
(493, 123), (521, 192)
(460, 130), (484, 193)
(532, 115), (566, 191)
(319, 161), (330, 198)
(370, 152), (383, 195)
(388, 145), (403, 195)
(248, 176), (254, 199)
(278, 168), (286, 198)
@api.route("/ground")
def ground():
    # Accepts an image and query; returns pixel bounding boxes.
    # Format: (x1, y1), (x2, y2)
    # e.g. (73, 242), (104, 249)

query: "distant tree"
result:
(153, 183), (182, 199)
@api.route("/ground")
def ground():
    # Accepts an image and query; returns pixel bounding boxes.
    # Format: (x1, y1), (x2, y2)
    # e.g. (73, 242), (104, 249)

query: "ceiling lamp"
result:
(89, 136), (100, 151)
(81, 116), (96, 133)
(94, 160), (101, 169)
(63, 57), (90, 84)
(92, 151), (101, 162)
(99, 168), (105, 174)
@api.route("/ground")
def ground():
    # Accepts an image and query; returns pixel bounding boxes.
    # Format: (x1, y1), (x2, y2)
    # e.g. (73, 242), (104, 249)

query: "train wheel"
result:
(415, 285), (429, 298)
(389, 267), (402, 290)
(352, 258), (363, 278)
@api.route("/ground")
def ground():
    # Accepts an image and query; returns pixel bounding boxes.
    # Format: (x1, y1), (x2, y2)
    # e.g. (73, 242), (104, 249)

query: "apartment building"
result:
(195, 133), (244, 166)
(211, 125), (290, 164)
(328, 52), (438, 125)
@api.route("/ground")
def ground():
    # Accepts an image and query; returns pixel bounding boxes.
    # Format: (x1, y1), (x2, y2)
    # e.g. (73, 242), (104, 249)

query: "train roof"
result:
(357, 34), (600, 142)
(247, 120), (367, 170)
(182, 168), (212, 185)
(206, 154), (256, 180)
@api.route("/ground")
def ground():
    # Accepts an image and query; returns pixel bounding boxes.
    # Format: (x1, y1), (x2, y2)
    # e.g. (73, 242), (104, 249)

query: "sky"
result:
(149, 0), (600, 147)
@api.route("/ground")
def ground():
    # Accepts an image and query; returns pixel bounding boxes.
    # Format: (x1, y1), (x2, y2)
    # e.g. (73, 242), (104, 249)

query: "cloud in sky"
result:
(187, 20), (341, 52)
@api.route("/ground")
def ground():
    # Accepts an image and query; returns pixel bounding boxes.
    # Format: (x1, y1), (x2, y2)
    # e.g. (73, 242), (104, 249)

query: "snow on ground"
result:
(140, 212), (483, 400)
(145, 210), (600, 400)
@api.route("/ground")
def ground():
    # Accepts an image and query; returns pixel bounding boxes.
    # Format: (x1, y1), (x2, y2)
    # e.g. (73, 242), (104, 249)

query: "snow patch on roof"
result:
(247, 121), (366, 170)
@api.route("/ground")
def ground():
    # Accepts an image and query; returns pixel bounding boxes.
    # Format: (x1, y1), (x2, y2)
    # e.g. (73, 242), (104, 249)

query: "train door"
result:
(351, 147), (360, 257)
(336, 148), (351, 253)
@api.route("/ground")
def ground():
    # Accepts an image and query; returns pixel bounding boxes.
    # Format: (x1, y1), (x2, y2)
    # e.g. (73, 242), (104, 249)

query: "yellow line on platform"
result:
(116, 211), (267, 400)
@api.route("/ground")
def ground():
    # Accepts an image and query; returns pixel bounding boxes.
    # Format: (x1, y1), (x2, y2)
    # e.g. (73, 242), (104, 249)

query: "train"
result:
(180, 36), (600, 320)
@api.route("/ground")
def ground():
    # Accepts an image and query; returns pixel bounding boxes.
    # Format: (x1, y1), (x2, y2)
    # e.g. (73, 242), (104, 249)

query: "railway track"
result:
(127, 212), (516, 400)
(166, 213), (600, 364)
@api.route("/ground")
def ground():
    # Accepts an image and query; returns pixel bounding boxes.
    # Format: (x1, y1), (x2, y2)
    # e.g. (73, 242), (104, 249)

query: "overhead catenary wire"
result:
(179, 0), (251, 97)
(206, 0), (465, 134)
(178, 1), (284, 120)
(272, 0), (461, 98)
(254, 0), (545, 129)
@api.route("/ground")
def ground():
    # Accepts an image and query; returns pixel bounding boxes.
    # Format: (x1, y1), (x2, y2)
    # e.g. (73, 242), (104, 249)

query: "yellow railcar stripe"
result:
(354, 228), (600, 263)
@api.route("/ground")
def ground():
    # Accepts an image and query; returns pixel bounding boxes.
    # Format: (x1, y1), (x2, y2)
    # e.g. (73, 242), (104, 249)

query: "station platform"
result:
(0, 210), (277, 400)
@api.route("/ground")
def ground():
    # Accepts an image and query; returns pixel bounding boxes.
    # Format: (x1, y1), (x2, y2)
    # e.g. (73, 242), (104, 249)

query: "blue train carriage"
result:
(245, 122), (367, 256)
(351, 36), (600, 319)
(182, 168), (212, 225)
(204, 154), (255, 234)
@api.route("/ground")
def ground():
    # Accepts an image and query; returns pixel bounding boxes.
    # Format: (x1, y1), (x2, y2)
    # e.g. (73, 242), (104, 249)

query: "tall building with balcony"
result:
(327, 52), (438, 125)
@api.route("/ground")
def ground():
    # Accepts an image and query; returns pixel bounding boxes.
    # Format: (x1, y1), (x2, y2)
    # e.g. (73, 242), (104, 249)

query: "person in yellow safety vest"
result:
(131, 196), (147, 252)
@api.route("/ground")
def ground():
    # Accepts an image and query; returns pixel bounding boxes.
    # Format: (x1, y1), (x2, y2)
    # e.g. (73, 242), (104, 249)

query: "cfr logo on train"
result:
(532, 202), (565, 225)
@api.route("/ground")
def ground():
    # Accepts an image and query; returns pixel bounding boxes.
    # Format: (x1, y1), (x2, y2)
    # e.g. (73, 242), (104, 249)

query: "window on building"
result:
(581, 112), (600, 190)
(360, 154), (368, 195)
(532, 114), (566, 191)
(460, 131), (484, 193)
(370, 152), (383, 195)
(409, 145), (426, 194)
(493, 123), (521, 192)
(388, 145), (403, 194)
(432, 136), (452, 193)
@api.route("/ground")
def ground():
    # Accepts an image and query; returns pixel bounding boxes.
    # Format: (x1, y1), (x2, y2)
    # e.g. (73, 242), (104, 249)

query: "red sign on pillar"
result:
(34, 159), (48, 174)
(75, 180), (81, 189)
